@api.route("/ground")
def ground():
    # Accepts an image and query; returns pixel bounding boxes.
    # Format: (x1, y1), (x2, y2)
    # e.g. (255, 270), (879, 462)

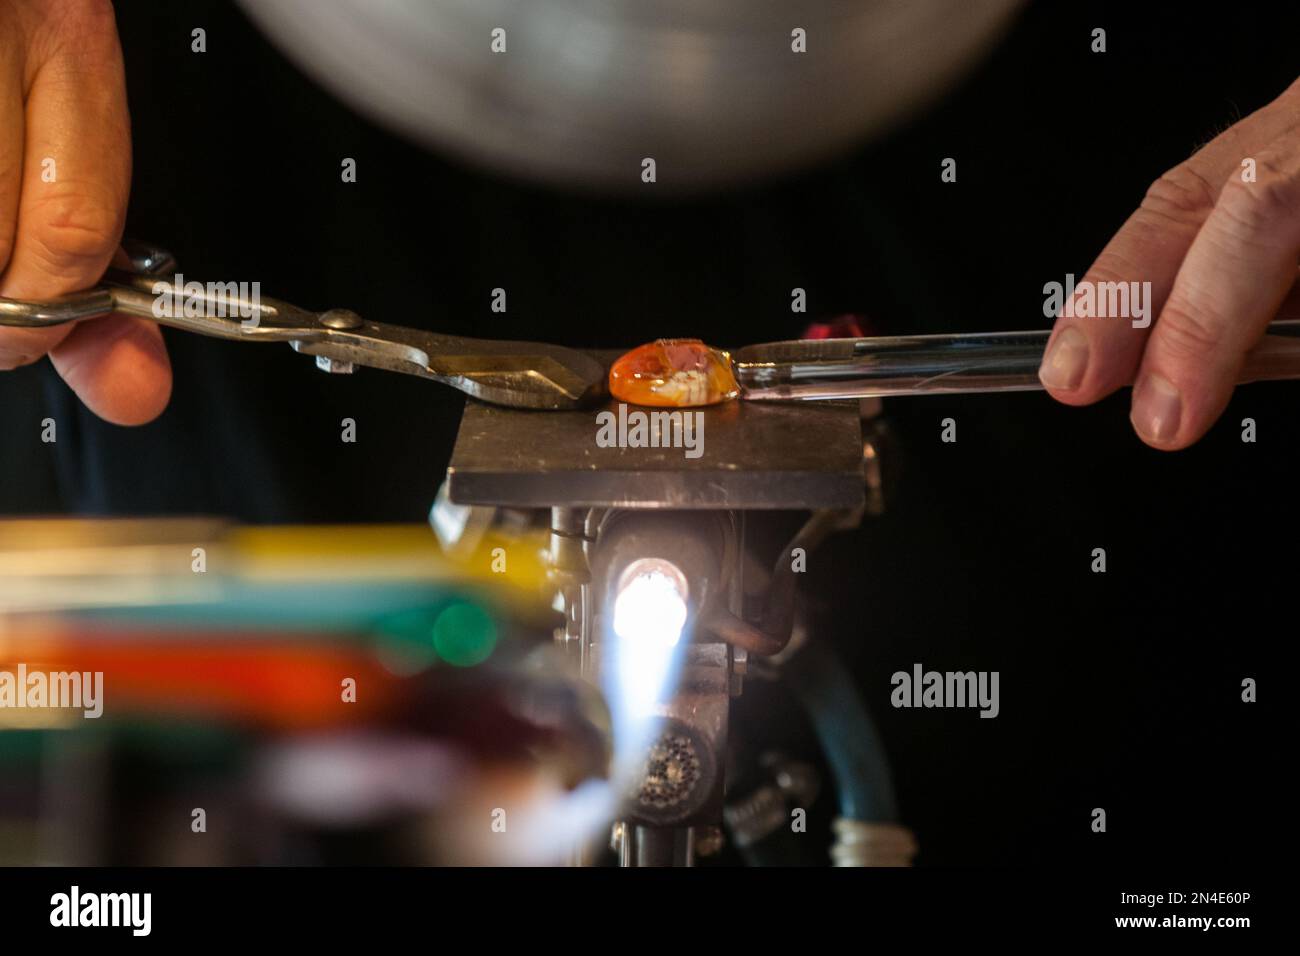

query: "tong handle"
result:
(0, 241), (605, 409)
(0, 240), (316, 340)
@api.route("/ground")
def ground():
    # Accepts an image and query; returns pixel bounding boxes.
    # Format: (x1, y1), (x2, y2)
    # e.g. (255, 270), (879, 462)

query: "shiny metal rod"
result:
(733, 321), (1300, 401)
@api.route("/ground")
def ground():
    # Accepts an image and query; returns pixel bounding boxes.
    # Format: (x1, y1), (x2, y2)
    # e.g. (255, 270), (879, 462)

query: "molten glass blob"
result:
(608, 339), (740, 407)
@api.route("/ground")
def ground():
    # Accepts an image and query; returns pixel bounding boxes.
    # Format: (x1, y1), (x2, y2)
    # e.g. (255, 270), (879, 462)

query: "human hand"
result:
(1039, 77), (1300, 449)
(0, 0), (169, 425)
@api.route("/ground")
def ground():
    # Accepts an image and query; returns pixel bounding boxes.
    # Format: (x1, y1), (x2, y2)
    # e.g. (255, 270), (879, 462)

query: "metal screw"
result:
(319, 308), (364, 330)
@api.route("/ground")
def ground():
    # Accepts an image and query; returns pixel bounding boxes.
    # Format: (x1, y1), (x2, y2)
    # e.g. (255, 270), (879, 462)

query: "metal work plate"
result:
(447, 382), (864, 510)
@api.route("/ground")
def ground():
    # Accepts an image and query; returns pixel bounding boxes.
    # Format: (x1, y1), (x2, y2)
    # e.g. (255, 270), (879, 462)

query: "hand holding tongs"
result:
(0, 241), (606, 410)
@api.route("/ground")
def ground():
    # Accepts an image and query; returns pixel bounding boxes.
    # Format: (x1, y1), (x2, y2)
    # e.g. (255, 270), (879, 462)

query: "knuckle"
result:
(22, 0), (121, 67)
(1156, 299), (1227, 361)
(1217, 155), (1300, 235)
(42, 0), (117, 41)
(25, 187), (123, 274)
(1085, 253), (1143, 288)
(1141, 163), (1219, 226)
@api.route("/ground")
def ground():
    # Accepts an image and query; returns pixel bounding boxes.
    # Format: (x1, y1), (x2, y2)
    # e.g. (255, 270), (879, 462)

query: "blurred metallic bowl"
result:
(241, 0), (1023, 191)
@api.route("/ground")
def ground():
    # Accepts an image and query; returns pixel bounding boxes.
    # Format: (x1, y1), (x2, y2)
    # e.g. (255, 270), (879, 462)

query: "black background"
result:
(0, 0), (1293, 867)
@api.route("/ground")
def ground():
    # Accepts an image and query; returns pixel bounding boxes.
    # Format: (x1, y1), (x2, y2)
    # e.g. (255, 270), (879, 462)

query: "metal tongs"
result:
(0, 241), (606, 410)
(5, 241), (1300, 409)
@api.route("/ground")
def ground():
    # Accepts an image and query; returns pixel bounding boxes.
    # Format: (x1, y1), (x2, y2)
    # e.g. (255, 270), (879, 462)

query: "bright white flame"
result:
(605, 561), (690, 778)
(612, 569), (688, 649)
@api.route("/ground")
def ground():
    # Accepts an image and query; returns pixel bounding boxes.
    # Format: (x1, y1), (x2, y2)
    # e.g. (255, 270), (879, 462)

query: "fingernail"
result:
(1130, 374), (1182, 444)
(1038, 326), (1089, 391)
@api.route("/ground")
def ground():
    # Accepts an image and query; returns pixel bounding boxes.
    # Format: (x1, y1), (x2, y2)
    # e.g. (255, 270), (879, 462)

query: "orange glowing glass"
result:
(608, 339), (739, 408)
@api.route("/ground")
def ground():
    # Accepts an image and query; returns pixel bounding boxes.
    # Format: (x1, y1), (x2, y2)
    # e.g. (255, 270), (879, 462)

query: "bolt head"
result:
(320, 308), (364, 330)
